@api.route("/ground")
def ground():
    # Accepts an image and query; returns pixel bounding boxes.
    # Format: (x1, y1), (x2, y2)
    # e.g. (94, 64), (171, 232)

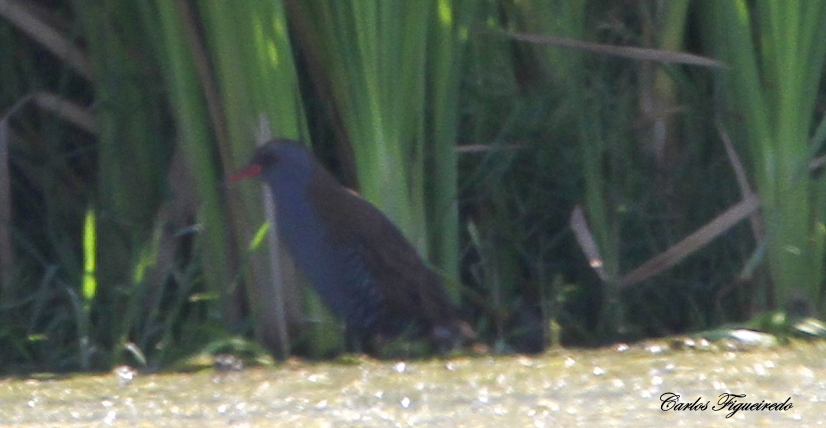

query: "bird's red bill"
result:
(229, 164), (262, 182)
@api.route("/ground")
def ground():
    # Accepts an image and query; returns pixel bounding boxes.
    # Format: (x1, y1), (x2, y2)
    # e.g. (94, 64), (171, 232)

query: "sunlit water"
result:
(1, 340), (824, 427)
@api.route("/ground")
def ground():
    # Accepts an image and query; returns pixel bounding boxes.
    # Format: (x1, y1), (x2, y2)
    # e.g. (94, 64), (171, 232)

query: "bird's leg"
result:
(344, 323), (369, 354)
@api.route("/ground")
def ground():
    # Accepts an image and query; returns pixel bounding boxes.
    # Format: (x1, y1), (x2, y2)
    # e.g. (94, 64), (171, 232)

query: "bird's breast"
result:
(269, 185), (357, 318)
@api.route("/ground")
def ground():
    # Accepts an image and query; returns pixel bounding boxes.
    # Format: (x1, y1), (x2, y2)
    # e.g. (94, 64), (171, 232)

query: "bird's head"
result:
(229, 139), (315, 187)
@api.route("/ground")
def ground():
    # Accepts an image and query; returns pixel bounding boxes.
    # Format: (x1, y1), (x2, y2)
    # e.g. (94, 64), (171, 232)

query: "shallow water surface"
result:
(1, 341), (824, 427)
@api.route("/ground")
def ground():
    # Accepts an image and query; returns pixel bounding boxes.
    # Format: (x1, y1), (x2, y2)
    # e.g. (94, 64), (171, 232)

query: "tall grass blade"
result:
(81, 208), (97, 308)
(701, 1), (826, 314)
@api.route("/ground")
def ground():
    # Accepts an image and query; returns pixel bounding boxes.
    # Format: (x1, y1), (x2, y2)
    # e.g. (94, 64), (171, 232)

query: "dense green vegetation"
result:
(1, 0), (825, 372)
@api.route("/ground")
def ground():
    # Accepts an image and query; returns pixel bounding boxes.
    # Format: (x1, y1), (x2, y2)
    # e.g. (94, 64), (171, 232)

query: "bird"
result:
(230, 138), (474, 353)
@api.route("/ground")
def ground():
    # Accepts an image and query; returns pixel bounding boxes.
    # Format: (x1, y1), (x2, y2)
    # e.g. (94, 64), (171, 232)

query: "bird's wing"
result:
(308, 167), (464, 331)
(340, 191), (461, 328)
